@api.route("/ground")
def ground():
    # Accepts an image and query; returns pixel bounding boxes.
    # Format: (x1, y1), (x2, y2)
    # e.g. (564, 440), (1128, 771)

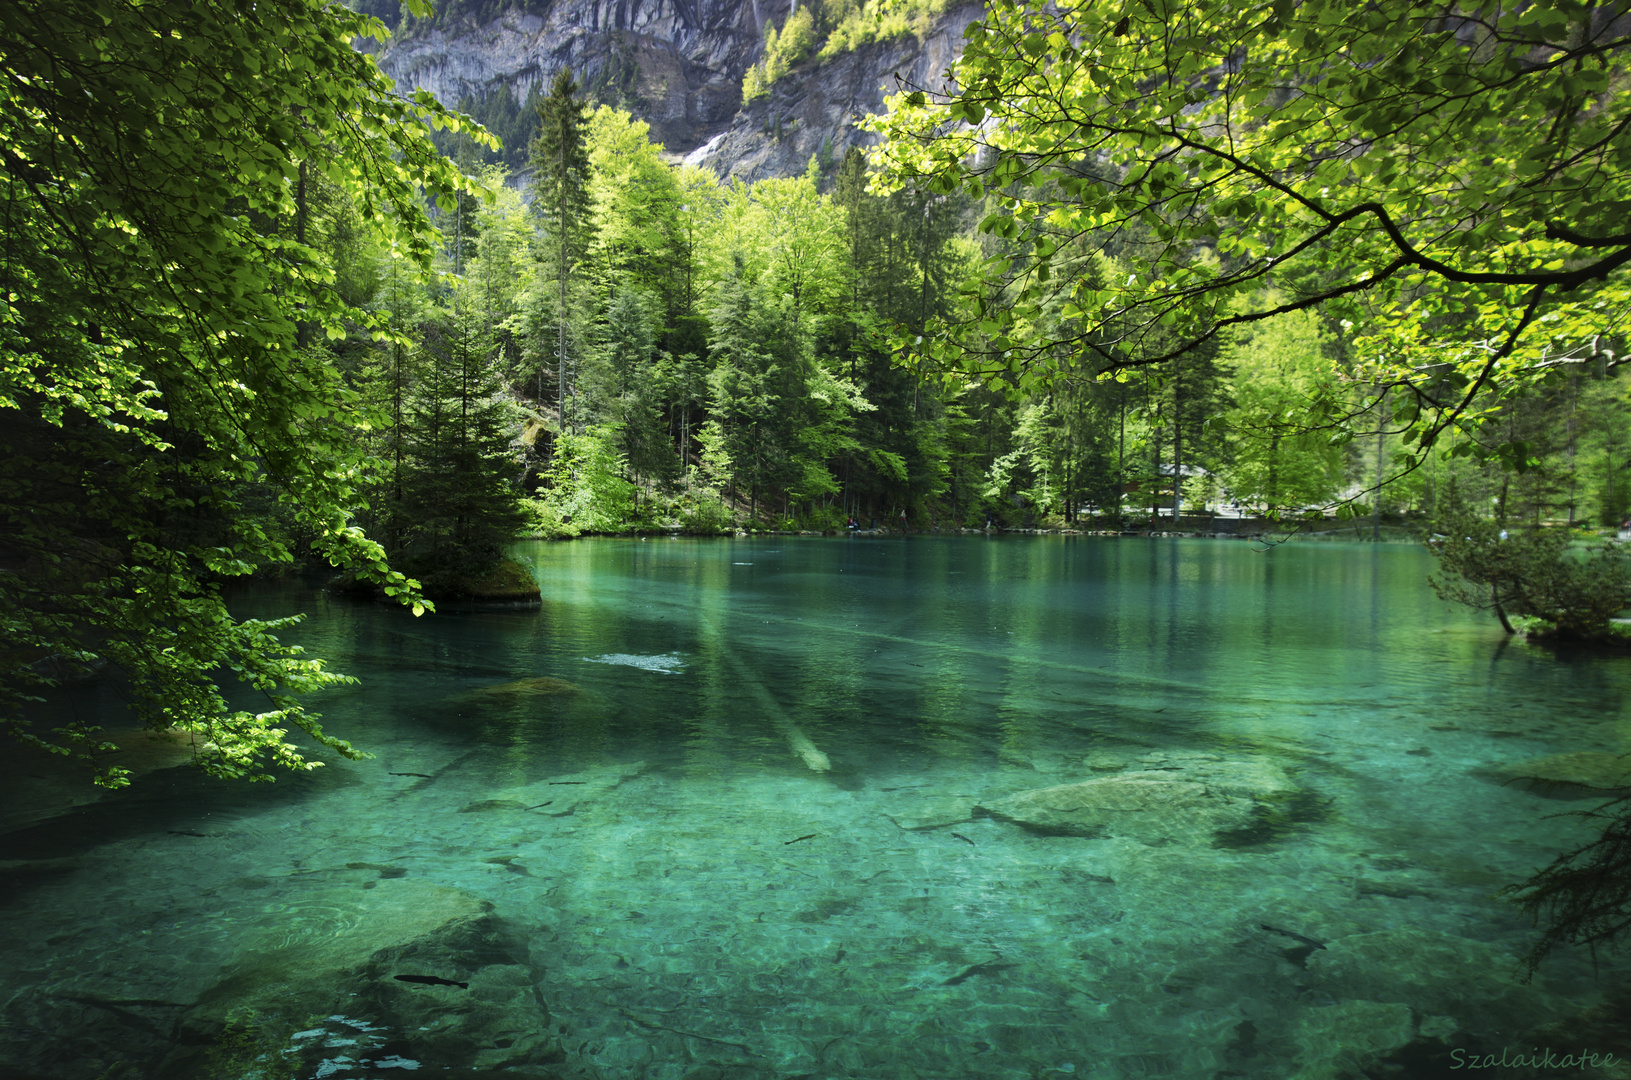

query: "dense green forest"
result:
(324, 59), (1631, 557)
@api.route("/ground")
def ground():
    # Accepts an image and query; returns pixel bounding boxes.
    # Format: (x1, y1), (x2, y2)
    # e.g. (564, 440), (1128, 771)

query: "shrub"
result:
(1426, 508), (1629, 639)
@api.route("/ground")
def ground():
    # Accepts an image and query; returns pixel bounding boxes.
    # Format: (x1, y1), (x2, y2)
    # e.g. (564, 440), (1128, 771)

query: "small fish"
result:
(390, 772), (432, 778)
(524, 801), (553, 810)
(784, 834), (817, 845)
(549, 781), (588, 785)
(168, 831), (207, 838)
(950, 833), (976, 846)
(1259, 924), (1327, 950)
(393, 974), (468, 989)
(943, 961), (1018, 986)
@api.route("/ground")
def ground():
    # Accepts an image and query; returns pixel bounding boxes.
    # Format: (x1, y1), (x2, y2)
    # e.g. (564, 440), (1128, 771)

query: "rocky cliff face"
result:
(368, 0), (979, 181)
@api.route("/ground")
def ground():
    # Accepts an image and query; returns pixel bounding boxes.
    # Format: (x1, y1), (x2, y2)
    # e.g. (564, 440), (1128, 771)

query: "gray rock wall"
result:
(367, 0), (982, 181)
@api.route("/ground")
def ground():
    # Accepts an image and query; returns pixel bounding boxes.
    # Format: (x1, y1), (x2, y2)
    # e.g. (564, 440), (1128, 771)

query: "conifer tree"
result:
(530, 69), (594, 432)
(400, 302), (526, 593)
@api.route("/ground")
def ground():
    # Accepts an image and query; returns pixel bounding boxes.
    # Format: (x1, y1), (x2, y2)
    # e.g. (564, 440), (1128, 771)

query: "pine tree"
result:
(400, 302), (525, 593)
(530, 69), (594, 433)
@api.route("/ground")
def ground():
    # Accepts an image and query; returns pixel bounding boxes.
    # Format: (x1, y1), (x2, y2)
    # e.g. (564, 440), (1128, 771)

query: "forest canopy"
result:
(870, 0), (1631, 474)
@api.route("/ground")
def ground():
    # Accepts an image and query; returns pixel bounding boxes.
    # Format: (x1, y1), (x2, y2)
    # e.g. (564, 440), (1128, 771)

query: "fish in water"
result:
(943, 961), (1018, 986)
(1259, 924), (1327, 950)
(784, 834), (817, 846)
(390, 772), (432, 778)
(950, 833), (976, 846)
(394, 974), (468, 989)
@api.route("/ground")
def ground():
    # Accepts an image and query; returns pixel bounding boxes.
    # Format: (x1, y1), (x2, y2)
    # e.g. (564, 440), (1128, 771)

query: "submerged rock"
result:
(1496, 751), (1631, 792)
(160, 878), (564, 1079)
(1305, 927), (1567, 1036)
(453, 674), (607, 725)
(467, 675), (584, 699)
(977, 753), (1300, 847)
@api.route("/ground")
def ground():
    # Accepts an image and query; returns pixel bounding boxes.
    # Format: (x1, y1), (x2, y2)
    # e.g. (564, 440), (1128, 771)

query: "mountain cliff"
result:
(363, 0), (980, 181)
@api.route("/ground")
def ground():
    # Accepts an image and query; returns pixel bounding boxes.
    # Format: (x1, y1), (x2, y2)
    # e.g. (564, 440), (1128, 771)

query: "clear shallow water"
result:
(3, 536), (1630, 1079)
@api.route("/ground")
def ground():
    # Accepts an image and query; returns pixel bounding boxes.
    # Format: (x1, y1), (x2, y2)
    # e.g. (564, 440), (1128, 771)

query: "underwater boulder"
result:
(1495, 751), (1631, 793)
(162, 877), (566, 1078)
(466, 676), (585, 700)
(1285, 1000), (1437, 1080)
(451, 674), (608, 727)
(977, 753), (1300, 846)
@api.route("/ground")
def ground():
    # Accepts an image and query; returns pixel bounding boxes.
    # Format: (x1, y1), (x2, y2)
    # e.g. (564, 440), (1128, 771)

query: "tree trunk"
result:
(1171, 364), (1183, 526)
(1371, 388), (1387, 541)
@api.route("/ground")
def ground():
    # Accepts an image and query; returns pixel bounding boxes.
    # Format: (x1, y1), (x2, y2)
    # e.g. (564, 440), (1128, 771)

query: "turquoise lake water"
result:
(2, 536), (1629, 1079)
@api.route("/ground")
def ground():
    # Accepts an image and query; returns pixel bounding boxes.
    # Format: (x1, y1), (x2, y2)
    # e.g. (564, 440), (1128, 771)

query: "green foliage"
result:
(538, 425), (639, 532)
(1427, 504), (1630, 638)
(818, 0), (959, 59)
(432, 82), (544, 172)
(397, 307), (527, 591)
(0, 0), (482, 783)
(869, 0), (1631, 469)
(1220, 308), (1346, 513)
(743, 8), (818, 102)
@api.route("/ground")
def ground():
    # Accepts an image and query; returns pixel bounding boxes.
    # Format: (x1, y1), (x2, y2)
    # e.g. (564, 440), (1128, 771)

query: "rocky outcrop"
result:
(331, 555), (541, 604)
(371, 0), (758, 152)
(685, 6), (980, 182)
(367, 0), (982, 181)
(455, 555), (544, 602)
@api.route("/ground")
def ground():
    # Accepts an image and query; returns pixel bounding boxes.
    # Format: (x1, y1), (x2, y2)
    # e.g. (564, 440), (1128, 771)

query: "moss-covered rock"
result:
(331, 556), (541, 604)
(451, 556), (541, 602)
